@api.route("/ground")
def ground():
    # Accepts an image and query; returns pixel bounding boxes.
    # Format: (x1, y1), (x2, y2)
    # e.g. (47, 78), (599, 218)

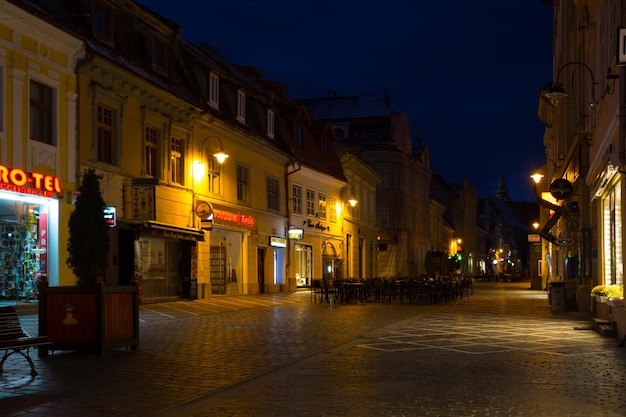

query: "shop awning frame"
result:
(129, 220), (205, 241)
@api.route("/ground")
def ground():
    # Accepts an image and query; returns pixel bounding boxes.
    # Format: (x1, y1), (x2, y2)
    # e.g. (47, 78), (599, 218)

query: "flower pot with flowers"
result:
(591, 285), (607, 303)
(605, 284), (624, 307)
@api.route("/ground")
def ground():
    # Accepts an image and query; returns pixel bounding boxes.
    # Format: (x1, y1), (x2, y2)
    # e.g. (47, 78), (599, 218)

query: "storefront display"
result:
(0, 205), (46, 300)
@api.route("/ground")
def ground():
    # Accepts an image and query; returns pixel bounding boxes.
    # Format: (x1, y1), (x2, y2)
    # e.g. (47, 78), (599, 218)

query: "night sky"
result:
(139, 0), (553, 202)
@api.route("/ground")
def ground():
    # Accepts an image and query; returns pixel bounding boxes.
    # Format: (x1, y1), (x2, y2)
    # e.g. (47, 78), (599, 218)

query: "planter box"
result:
(594, 299), (611, 320)
(607, 299), (624, 307)
(38, 280), (139, 357)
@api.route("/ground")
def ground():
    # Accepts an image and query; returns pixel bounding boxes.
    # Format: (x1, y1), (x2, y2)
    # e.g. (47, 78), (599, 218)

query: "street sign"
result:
(550, 179), (573, 200)
(556, 237), (574, 246)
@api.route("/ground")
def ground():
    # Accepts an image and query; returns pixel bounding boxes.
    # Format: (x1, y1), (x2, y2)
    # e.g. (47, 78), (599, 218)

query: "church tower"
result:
(496, 170), (509, 201)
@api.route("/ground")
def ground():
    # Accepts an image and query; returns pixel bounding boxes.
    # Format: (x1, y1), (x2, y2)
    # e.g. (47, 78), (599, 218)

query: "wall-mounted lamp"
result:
(530, 172), (544, 185)
(200, 135), (229, 164)
(543, 61), (597, 102)
(348, 196), (358, 207)
(548, 154), (565, 169)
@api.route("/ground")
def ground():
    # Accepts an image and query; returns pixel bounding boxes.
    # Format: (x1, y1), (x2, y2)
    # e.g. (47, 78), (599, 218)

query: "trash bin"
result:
(550, 281), (566, 312)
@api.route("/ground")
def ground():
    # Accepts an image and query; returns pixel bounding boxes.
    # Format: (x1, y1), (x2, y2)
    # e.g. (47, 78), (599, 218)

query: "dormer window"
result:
(153, 36), (167, 72)
(208, 72), (219, 108)
(267, 109), (275, 139)
(93, 2), (112, 41)
(321, 136), (328, 160)
(294, 123), (302, 148)
(237, 89), (246, 123)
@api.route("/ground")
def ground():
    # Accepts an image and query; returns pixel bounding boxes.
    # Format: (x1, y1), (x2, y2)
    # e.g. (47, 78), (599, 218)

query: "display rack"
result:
(210, 246), (226, 295)
(0, 214), (41, 301)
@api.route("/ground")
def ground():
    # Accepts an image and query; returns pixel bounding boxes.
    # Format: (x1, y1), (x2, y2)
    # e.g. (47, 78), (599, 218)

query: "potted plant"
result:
(605, 284), (624, 307)
(590, 285), (607, 303)
(67, 169), (110, 286)
(38, 169), (138, 356)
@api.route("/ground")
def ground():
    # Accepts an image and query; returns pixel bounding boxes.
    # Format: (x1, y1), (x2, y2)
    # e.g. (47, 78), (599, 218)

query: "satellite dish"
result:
(556, 237), (574, 246)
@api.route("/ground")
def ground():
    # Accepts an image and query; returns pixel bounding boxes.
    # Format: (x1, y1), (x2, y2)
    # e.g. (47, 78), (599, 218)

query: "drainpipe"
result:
(285, 161), (301, 290)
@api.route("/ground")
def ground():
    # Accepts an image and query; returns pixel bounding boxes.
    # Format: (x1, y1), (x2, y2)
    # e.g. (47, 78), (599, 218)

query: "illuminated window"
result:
(318, 193), (326, 219)
(329, 197), (337, 223)
(208, 72), (219, 108)
(306, 188), (315, 216)
(144, 126), (158, 177)
(207, 156), (220, 194)
(96, 104), (114, 164)
(292, 185), (302, 214)
(237, 89), (246, 123)
(237, 165), (248, 202)
(30, 80), (54, 145)
(603, 184), (623, 286)
(267, 176), (279, 211)
(170, 137), (184, 185)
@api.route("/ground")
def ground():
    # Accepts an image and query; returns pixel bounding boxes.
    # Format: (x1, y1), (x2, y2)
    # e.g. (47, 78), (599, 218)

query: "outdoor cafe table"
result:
(337, 281), (365, 303)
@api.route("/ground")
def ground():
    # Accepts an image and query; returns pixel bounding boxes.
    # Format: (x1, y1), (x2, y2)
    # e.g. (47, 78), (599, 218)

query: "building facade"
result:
(539, 1), (626, 327)
(301, 91), (433, 278)
(0, 1), (83, 298)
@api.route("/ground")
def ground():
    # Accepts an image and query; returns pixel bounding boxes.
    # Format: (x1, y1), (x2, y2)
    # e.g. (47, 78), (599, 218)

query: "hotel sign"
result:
(0, 165), (62, 198)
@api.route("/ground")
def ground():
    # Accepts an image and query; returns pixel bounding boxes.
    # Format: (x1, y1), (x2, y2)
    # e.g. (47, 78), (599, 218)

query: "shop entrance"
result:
(294, 243), (312, 287)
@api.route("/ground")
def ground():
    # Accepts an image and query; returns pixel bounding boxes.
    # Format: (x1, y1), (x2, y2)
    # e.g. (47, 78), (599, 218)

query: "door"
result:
(258, 248), (265, 293)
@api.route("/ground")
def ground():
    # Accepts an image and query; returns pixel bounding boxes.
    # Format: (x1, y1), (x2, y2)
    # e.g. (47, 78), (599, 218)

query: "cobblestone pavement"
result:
(2, 282), (625, 417)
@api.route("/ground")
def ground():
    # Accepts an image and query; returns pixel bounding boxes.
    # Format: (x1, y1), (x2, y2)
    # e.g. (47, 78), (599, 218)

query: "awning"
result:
(139, 221), (205, 241)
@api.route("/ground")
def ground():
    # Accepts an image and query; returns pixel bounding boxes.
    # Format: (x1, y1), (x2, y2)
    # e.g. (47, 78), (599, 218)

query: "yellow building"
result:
(0, 1), (83, 294)
(50, 1), (293, 298)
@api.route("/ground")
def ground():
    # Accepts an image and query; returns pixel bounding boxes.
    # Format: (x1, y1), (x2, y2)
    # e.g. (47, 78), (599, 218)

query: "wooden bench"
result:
(0, 305), (52, 376)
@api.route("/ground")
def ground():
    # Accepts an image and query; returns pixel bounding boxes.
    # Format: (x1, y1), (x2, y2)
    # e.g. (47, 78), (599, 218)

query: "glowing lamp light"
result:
(213, 149), (229, 164)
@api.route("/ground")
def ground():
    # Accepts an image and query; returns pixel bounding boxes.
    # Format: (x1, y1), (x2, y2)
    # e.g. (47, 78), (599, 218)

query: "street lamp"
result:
(348, 196), (358, 207)
(200, 135), (229, 164)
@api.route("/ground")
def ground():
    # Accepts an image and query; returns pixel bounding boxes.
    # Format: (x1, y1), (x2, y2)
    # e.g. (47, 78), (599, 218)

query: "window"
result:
(153, 37), (167, 71)
(292, 185), (302, 214)
(267, 109), (275, 139)
(318, 193), (327, 220)
(170, 137), (184, 185)
(30, 80), (54, 145)
(96, 104), (114, 164)
(306, 189), (315, 216)
(237, 165), (248, 202)
(294, 123), (303, 148)
(329, 197), (337, 223)
(208, 72), (219, 108)
(321, 137), (328, 160)
(237, 89), (246, 123)
(93, 2), (112, 40)
(145, 126), (158, 177)
(267, 176), (279, 211)
(207, 156), (220, 194)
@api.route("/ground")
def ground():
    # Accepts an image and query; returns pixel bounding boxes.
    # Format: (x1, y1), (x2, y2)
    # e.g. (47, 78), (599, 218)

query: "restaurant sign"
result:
(213, 209), (255, 228)
(0, 165), (62, 198)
